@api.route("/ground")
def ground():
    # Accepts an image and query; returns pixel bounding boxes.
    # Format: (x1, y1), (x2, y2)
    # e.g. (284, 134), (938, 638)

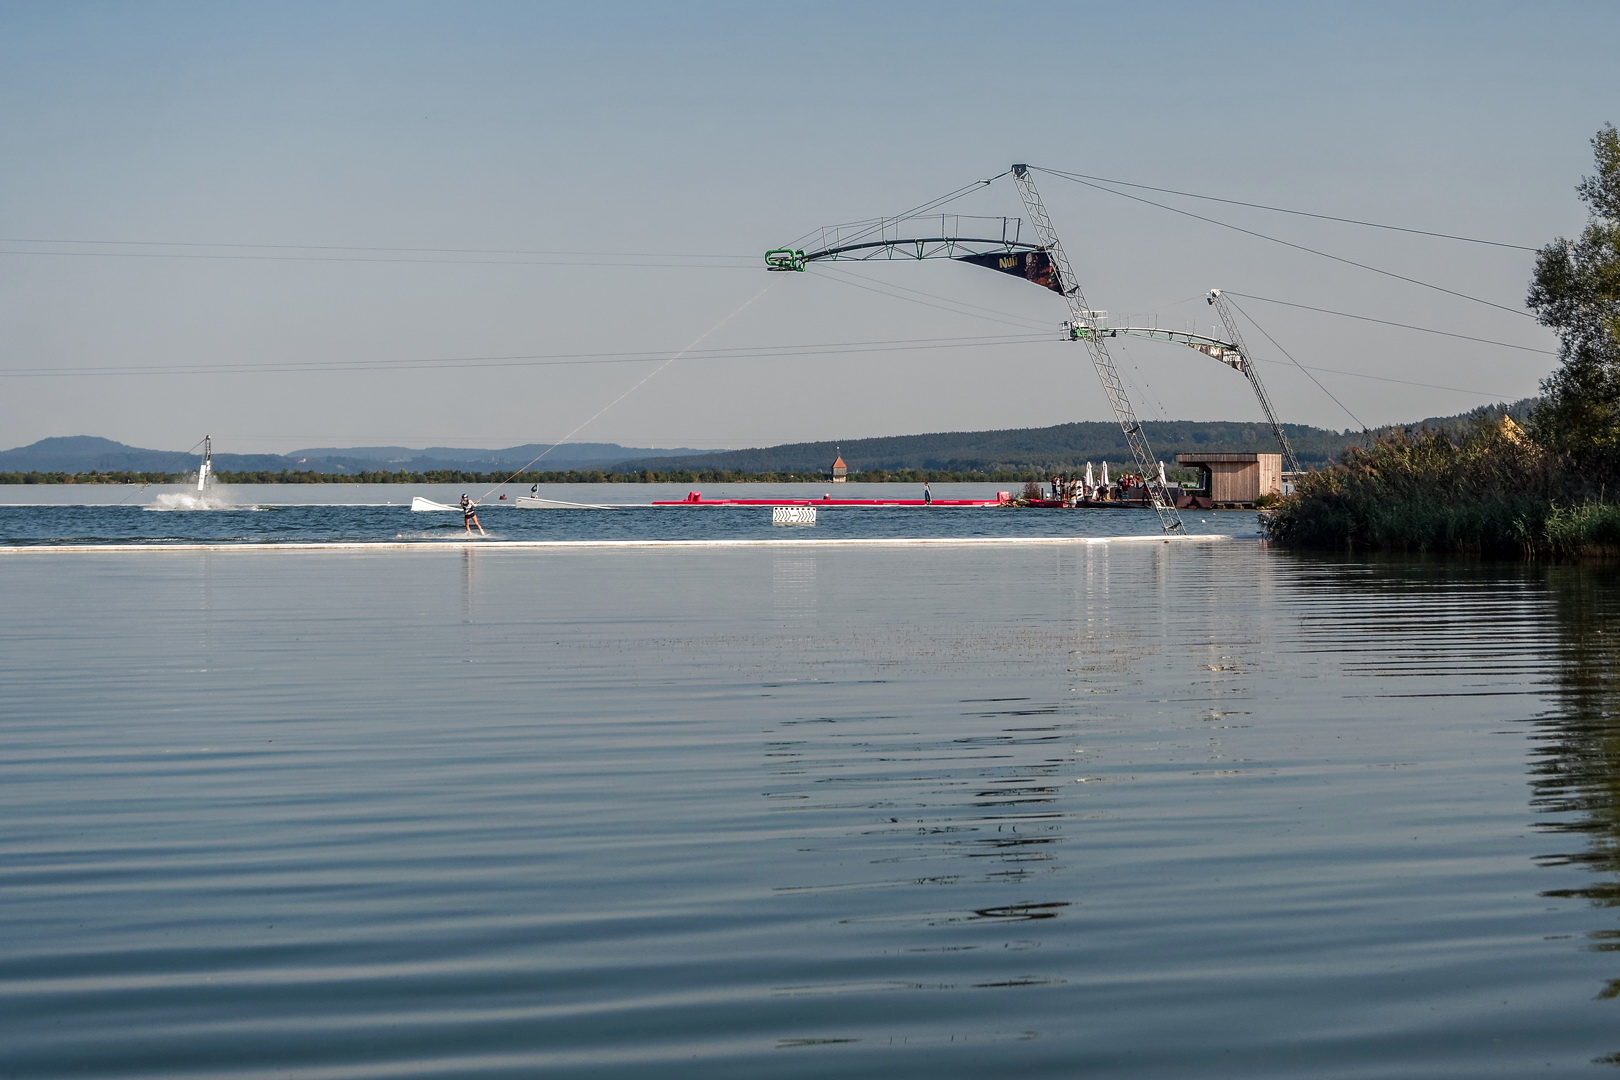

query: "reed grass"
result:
(1266, 419), (1620, 557)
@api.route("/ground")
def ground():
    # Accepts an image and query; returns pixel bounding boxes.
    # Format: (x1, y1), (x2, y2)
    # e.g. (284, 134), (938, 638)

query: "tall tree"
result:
(1528, 124), (1620, 473)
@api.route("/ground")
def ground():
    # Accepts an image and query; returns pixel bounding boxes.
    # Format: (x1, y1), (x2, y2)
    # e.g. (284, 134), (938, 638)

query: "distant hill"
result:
(3, 401), (1536, 476)
(616, 400), (1537, 474)
(0, 436), (294, 474)
(280, 441), (719, 473)
(0, 436), (719, 474)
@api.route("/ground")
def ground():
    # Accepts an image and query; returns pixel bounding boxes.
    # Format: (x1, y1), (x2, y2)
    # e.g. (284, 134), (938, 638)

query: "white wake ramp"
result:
(514, 495), (621, 509)
(410, 497), (459, 512)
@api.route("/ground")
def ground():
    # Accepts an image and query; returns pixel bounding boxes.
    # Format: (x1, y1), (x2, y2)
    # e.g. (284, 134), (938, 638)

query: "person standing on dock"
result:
(460, 494), (484, 535)
(923, 481), (932, 505)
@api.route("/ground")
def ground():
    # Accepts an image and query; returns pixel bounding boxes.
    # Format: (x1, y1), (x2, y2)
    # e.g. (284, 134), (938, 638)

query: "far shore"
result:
(2, 468), (1201, 486)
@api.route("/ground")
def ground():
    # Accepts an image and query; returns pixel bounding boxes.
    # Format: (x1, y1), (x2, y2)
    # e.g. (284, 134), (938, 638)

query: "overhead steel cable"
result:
(473, 282), (781, 500)
(8, 329), (1508, 402)
(0, 237), (754, 259)
(0, 332), (1050, 379)
(1031, 167), (1535, 320)
(810, 264), (1054, 332)
(790, 171), (1010, 252)
(1253, 360), (1515, 401)
(1222, 292), (1556, 355)
(1034, 167), (1538, 251)
(1221, 295), (1367, 430)
(0, 248), (756, 269)
(1113, 338), (1173, 425)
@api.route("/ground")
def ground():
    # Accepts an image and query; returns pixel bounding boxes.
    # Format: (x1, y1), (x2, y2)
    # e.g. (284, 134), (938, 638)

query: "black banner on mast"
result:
(954, 249), (1064, 294)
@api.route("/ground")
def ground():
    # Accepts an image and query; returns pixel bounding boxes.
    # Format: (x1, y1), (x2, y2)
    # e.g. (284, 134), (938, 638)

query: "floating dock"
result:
(651, 493), (1005, 508)
(647, 492), (1174, 510)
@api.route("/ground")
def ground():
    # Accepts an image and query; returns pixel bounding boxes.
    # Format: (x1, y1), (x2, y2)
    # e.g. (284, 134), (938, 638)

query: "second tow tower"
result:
(1010, 165), (1183, 533)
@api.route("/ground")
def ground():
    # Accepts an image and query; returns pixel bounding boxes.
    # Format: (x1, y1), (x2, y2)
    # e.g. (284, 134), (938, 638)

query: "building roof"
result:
(832, 456), (846, 468)
(1174, 452), (1279, 465)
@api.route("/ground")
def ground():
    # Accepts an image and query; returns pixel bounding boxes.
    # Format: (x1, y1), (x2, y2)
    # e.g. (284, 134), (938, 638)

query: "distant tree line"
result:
(1, 465), (1201, 486)
(0, 470), (182, 484)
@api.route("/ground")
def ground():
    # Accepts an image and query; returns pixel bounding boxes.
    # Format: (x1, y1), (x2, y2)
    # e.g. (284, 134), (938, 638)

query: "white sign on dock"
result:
(771, 506), (817, 526)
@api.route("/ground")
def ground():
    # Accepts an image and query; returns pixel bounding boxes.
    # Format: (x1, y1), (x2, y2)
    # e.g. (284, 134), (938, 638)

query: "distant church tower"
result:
(829, 449), (848, 483)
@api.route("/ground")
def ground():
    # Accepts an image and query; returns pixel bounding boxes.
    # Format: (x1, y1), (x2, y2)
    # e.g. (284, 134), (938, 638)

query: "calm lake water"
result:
(3, 496), (1620, 1077)
(0, 482), (1251, 545)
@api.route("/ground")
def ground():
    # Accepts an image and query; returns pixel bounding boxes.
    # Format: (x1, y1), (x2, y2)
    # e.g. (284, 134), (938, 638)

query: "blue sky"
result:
(1, 1), (1614, 453)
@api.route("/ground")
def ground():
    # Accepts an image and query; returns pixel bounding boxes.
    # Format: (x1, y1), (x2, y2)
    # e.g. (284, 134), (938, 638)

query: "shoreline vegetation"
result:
(1263, 413), (1620, 556)
(1269, 124), (1620, 559)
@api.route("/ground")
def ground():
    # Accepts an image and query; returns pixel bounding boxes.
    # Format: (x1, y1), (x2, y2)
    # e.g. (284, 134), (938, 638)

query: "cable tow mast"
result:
(196, 434), (212, 493)
(1206, 289), (1301, 474)
(763, 171), (1320, 529)
(1010, 165), (1183, 533)
(1068, 308), (1300, 475)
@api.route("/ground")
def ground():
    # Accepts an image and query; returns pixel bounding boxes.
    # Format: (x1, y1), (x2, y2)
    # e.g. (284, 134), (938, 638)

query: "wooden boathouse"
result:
(1175, 452), (1282, 509)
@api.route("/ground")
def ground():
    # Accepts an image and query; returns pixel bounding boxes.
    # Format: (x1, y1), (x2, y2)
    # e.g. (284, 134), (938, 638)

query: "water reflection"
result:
(771, 552), (817, 631)
(758, 693), (1075, 1003)
(460, 545), (477, 624)
(1531, 565), (1620, 1014)
(1279, 553), (1620, 1049)
(763, 703), (1075, 897)
(760, 550), (1122, 1018)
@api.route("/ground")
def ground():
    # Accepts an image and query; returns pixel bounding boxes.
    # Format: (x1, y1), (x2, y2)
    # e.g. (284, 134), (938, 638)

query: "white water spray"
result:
(146, 435), (234, 510)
